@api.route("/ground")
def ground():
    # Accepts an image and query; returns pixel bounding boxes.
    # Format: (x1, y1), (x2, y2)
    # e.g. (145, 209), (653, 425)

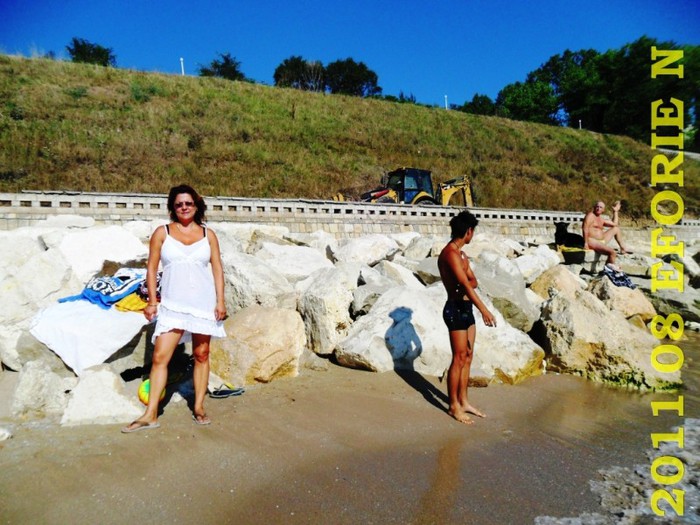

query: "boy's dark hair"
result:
(167, 184), (207, 224)
(449, 210), (479, 239)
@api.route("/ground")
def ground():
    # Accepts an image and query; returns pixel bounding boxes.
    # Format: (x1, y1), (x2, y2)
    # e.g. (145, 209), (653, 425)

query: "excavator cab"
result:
(384, 168), (436, 204)
(357, 167), (473, 207)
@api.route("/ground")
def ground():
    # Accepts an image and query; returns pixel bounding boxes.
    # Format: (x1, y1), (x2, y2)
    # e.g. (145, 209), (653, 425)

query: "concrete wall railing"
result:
(1, 191), (698, 243)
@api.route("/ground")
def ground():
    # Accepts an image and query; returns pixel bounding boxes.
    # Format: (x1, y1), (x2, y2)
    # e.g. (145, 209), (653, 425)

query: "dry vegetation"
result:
(1, 54), (697, 218)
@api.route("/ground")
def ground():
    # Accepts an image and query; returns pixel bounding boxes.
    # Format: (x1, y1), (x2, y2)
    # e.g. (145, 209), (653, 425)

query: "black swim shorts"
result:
(442, 299), (476, 331)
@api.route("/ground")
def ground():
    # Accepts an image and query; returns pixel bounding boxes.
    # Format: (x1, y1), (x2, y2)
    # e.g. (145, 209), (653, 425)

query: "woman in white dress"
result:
(122, 185), (226, 432)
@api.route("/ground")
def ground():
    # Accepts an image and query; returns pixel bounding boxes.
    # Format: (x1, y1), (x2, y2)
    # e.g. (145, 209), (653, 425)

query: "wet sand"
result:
(1, 355), (691, 525)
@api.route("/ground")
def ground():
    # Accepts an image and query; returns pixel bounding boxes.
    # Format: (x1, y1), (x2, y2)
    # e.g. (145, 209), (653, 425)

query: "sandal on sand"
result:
(209, 384), (245, 399)
(121, 420), (160, 433)
(192, 413), (211, 426)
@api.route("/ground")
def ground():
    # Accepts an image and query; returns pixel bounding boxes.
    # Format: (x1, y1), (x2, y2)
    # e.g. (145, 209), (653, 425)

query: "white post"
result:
(578, 119), (582, 129)
(180, 57), (185, 76)
(444, 95), (448, 110)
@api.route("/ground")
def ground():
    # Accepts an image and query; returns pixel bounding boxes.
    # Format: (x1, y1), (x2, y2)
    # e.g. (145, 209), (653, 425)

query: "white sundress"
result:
(152, 224), (226, 344)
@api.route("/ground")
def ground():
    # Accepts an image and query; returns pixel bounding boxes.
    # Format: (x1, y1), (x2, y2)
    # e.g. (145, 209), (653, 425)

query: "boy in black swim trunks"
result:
(437, 211), (496, 425)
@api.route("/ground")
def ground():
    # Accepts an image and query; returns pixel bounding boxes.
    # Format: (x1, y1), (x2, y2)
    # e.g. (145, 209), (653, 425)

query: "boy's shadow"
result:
(385, 307), (448, 413)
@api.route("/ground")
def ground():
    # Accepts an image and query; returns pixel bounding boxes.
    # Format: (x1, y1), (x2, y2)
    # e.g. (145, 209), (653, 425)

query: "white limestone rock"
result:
(469, 294), (546, 384)
(351, 284), (391, 317)
(52, 225), (148, 284)
(254, 242), (334, 283)
(530, 265), (588, 300)
(60, 366), (142, 426)
(414, 257), (442, 286)
(210, 306), (306, 385)
(538, 289), (680, 390)
(389, 231), (421, 251)
(330, 234), (400, 266)
(335, 286), (450, 375)
(222, 249), (296, 310)
(11, 360), (76, 419)
(374, 260), (425, 289)
(513, 244), (562, 284)
(358, 265), (396, 288)
(298, 267), (354, 356)
(213, 223), (290, 253)
(587, 276), (657, 321)
(286, 229), (339, 255)
(336, 285), (545, 384)
(403, 235), (437, 259)
(474, 252), (540, 332)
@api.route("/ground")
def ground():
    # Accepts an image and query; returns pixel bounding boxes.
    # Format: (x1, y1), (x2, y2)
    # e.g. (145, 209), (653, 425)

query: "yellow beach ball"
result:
(138, 379), (166, 406)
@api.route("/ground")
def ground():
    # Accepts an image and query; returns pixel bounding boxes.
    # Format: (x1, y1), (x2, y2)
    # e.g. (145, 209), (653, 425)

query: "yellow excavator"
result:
(335, 167), (473, 207)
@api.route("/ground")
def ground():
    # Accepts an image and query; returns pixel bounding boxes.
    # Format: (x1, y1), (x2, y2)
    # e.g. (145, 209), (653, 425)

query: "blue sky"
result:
(1, 0), (698, 106)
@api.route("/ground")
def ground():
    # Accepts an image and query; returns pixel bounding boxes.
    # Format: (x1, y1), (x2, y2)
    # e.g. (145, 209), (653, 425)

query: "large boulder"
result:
(212, 223), (290, 253)
(587, 276), (656, 321)
(463, 233), (521, 259)
(538, 290), (681, 390)
(329, 234), (400, 266)
(473, 252), (540, 332)
(335, 286), (450, 375)
(630, 275), (700, 324)
(11, 360), (77, 419)
(530, 265), (587, 300)
(403, 235), (436, 259)
(45, 225), (148, 284)
(374, 260), (425, 289)
(222, 250), (295, 310)
(513, 245), (562, 284)
(60, 366), (143, 426)
(210, 306), (306, 385)
(351, 284), (391, 317)
(297, 268), (354, 356)
(390, 231), (421, 251)
(0, 245), (82, 370)
(253, 242), (334, 284)
(469, 294), (546, 384)
(286, 229), (338, 255)
(335, 285), (545, 384)
(414, 257), (442, 286)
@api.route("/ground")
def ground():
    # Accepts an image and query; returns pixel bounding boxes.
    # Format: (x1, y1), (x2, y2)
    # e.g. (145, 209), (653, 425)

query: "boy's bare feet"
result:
(448, 408), (473, 425)
(463, 403), (486, 418)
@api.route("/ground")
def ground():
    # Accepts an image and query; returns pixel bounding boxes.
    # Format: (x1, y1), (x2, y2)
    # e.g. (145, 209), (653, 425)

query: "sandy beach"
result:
(2, 335), (696, 525)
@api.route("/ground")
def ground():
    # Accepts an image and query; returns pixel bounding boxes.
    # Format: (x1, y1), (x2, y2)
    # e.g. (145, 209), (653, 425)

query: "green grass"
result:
(1, 54), (698, 219)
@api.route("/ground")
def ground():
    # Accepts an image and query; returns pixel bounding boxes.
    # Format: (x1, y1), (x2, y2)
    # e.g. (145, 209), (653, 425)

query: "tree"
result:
(66, 37), (116, 67)
(532, 49), (607, 130)
(324, 58), (382, 97)
(273, 56), (324, 91)
(459, 93), (496, 115)
(198, 52), (247, 81)
(495, 80), (559, 124)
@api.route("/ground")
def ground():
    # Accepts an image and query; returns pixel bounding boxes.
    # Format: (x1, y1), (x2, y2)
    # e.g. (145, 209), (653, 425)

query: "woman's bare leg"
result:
(192, 333), (211, 423)
(123, 330), (182, 430)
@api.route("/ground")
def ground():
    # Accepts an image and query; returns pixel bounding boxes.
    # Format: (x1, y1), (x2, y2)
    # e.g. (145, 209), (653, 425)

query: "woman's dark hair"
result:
(167, 184), (207, 224)
(449, 210), (479, 239)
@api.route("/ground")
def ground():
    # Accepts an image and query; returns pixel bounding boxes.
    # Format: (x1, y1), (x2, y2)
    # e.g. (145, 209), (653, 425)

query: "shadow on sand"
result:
(385, 306), (448, 413)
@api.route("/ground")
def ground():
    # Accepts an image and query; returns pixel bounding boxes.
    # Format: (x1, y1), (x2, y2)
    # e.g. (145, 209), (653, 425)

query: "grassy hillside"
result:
(1, 54), (698, 219)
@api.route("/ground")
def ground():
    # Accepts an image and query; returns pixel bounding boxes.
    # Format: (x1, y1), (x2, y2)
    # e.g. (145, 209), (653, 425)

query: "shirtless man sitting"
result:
(582, 200), (632, 271)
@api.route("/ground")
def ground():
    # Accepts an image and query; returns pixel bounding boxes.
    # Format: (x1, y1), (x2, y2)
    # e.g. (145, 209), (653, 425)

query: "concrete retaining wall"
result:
(1, 191), (698, 243)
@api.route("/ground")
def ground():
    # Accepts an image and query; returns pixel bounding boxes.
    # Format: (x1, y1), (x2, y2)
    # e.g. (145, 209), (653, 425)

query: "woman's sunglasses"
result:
(175, 201), (195, 209)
